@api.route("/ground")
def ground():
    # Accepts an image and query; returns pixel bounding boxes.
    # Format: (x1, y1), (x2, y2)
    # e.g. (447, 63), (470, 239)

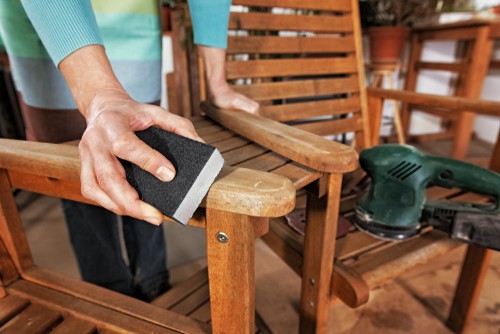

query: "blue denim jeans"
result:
(61, 199), (170, 301)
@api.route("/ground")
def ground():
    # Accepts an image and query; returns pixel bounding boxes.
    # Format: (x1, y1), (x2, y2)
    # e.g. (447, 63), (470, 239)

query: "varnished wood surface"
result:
(367, 88), (500, 117)
(0, 139), (296, 218)
(202, 103), (359, 173)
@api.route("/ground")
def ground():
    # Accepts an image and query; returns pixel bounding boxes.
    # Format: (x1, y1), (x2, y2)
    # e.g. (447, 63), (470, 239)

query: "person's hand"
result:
(79, 89), (202, 225)
(199, 45), (259, 114)
(209, 83), (259, 115)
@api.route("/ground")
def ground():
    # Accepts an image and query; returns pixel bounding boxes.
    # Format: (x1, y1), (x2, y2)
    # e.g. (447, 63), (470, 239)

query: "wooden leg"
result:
(367, 94), (383, 147)
(447, 245), (492, 333)
(0, 169), (33, 273)
(206, 209), (266, 334)
(299, 173), (343, 334)
(402, 34), (423, 135)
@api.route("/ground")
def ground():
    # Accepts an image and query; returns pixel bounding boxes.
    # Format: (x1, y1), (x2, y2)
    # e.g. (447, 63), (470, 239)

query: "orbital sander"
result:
(354, 144), (500, 251)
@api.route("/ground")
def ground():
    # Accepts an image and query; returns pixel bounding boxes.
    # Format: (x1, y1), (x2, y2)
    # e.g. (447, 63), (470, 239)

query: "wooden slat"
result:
(223, 144), (268, 165)
(231, 77), (360, 101)
(490, 23), (500, 38)
(0, 238), (19, 285)
(227, 35), (355, 54)
(226, 57), (358, 79)
(415, 61), (467, 72)
(152, 268), (208, 309)
(419, 27), (478, 41)
(350, 231), (461, 288)
(0, 295), (30, 326)
(229, 12), (353, 33)
(170, 285), (210, 316)
(0, 303), (61, 334)
(450, 192), (491, 203)
(21, 267), (209, 333)
(410, 104), (460, 119)
(189, 302), (211, 323)
(260, 97), (361, 122)
(210, 136), (250, 153)
(272, 162), (322, 189)
(294, 115), (363, 137)
(335, 231), (387, 260)
(426, 186), (462, 200)
(232, 0), (352, 12)
(489, 60), (500, 69)
(236, 152), (289, 171)
(50, 317), (96, 334)
(367, 88), (500, 117)
(199, 130), (235, 144)
(196, 124), (225, 136)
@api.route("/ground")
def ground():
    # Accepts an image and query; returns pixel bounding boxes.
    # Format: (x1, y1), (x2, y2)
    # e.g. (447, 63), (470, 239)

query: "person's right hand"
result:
(79, 89), (203, 225)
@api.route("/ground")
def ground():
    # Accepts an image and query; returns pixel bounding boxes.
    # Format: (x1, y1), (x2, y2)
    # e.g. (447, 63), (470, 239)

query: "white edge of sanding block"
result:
(173, 149), (225, 225)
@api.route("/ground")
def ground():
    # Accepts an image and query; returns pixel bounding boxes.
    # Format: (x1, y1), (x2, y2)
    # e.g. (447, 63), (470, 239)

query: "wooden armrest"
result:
(367, 88), (500, 117)
(0, 139), (295, 218)
(201, 102), (359, 174)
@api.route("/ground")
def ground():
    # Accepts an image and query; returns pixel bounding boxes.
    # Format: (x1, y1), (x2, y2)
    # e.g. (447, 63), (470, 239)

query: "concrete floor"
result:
(17, 190), (500, 333)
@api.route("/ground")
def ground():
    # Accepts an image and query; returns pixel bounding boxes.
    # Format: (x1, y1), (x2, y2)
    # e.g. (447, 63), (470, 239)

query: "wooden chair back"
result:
(199, 0), (372, 151)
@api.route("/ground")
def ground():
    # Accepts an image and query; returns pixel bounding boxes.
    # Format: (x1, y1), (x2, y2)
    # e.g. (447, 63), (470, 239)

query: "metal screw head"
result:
(309, 278), (316, 286)
(309, 301), (315, 308)
(216, 232), (229, 244)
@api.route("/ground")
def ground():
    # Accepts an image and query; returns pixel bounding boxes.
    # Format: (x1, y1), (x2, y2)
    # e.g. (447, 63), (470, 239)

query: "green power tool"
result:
(354, 144), (500, 250)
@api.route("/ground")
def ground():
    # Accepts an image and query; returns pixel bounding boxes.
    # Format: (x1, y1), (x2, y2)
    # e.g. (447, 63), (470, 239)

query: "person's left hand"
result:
(210, 83), (260, 115)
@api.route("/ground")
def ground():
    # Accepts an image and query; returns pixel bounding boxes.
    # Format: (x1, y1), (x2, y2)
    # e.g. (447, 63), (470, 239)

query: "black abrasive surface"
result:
(120, 127), (223, 224)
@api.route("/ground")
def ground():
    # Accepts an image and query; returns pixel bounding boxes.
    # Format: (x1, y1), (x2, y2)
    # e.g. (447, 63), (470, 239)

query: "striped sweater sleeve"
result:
(187, 0), (231, 49)
(20, 0), (103, 66)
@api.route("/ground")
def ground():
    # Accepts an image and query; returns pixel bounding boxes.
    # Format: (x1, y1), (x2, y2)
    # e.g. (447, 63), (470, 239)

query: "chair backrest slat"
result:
(232, 77), (360, 102)
(227, 35), (356, 55)
(232, 0), (353, 12)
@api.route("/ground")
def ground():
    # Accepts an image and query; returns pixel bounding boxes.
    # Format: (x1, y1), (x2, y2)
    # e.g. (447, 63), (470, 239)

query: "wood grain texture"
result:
(227, 35), (355, 54)
(206, 209), (264, 334)
(232, 0), (352, 11)
(260, 97), (361, 122)
(202, 103), (359, 173)
(0, 139), (296, 218)
(49, 317), (96, 334)
(226, 57), (358, 79)
(231, 77), (360, 102)
(0, 237), (19, 286)
(0, 303), (61, 334)
(447, 246), (493, 333)
(299, 174), (343, 334)
(7, 280), (187, 334)
(21, 266), (210, 333)
(0, 295), (30, 326)
(367, 88), (500, 117)
(229, 12), (353, 33)
(0, 170), (33, 273)
(294, 115), (363, 137)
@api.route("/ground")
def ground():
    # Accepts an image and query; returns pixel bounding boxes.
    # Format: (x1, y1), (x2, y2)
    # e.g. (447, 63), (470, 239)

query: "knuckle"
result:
(110, 133), (132, 154)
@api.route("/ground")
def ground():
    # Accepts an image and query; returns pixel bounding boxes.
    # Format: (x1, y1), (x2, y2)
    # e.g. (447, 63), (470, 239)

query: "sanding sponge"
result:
(121, 127), (224, 225)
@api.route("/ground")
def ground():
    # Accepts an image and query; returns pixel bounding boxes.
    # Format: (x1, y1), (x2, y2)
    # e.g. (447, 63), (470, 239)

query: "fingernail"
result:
(143, 208), (164, 226)
(156, 166), (175, 182)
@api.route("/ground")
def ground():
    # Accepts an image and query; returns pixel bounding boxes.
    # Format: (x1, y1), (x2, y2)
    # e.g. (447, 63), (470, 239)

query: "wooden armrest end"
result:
(367, 88), (500, 117)
(201, 102), (359, 174)
(0, 139), (295, 218)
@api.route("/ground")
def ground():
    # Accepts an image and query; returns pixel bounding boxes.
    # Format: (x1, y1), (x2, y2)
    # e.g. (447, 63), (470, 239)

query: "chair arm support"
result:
(201, 102), (359, 174)
(0, 139), (295, 218)
(367, 88), (500, 117)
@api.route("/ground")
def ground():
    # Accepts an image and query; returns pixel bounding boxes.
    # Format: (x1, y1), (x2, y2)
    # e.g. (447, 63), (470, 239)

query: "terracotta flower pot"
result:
(368, 26), (410, 64)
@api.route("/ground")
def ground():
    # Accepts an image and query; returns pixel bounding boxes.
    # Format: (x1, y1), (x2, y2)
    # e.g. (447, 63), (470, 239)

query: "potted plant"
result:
(361, 0), (443, 63)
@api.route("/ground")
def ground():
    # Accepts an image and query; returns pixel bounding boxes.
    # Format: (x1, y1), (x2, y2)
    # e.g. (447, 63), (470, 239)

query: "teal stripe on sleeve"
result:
(95, 13), (161, 61)
(187, 0), (231, 49)
(20, 0), (104, 66)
